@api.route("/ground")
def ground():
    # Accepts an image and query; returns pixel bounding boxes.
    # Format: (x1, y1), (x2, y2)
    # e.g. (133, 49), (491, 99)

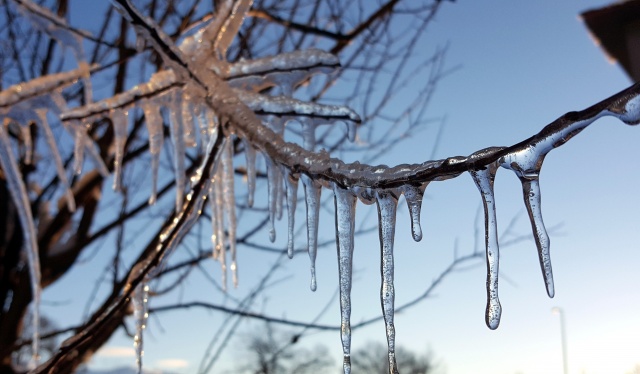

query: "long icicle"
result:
(333, 185), (357, 374)
(141, 100), (164, 205)
(469, 163), (502, 329)
(169, 90), (186, 212)
(0, 123), (41, 367)
(284, 170), (298, 258)
(521, 178), (554, 297)
(302, 174), (321, 291)
(132, 280), (149, 374)
(221, 138), (238, 287)
(375, 190), (399, 374)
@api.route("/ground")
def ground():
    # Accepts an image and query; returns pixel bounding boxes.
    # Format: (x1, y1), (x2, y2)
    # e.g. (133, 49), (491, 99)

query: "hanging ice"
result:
(141, 100), (164, 205)
(499, 145), (554, 298)
(265, 158), (279, 242)
(284, 171), (299, 258)
(210, 169), (227, 291)
(169, 90), (187, 212)
(0, 123), (41, 367)
(221, 139), (238, 287)
(400, 184), (427, 242)
(242, 139), (256, 207)
(333, 185), (357, 374)
(110, 109), (129, 191)
(375, 190), (399, 374)
(469, 162), (502, 329)
(132, 281), (149, 374)
(302, 174), (321, 291)
(181, 90), (198, 148)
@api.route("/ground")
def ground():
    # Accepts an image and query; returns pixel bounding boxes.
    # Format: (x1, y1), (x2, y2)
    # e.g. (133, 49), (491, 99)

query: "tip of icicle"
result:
(547, 284), (555, 298)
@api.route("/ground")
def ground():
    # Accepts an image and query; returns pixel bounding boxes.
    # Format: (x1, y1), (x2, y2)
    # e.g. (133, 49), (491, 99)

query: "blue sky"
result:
(40, 1), (640, 373)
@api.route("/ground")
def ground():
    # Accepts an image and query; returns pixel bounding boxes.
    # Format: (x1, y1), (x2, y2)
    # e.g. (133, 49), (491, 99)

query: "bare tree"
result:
(1, 1), (640, 374)
(351, 342), (436, 374)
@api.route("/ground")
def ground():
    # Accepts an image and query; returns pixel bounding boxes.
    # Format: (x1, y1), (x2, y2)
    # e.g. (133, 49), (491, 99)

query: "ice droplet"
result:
(302, 174), (321, 291)
(469, 163), (502, 330)
(333, 185), (357, 374)
(375, 190), (399, 374)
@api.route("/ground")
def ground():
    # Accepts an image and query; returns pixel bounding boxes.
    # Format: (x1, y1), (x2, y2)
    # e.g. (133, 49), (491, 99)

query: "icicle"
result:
(110, 109), (129, 191)
(132, 280), (149, 374)
(0, 123), (41, 367)
(221, 139), (238, 287)
(266, 158), (279, 242)
(141, 100), (164, 205)
(522, 178), (553, 297)
(469, 163), (502, 329)
(181, 90), (197, 148)
(169, 91), (186, 212)
(284, 170), (299, 258)
(400, 184), (427, 242)
(375, 190), (399, 374)
(36, 110), (75, 212)
(301, 117), (316, 151)
(333, 185), (357, 374)
(195, 104), (209, 152)
(302, 174), (321, 291)
(242, 138), (256, 207)
(210, 170), (227, 291)
(500, 147), (554, 297)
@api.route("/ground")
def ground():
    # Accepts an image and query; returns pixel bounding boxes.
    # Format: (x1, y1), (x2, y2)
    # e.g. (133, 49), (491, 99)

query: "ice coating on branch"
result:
(400, 184), (427, 242)
(213, 0), (253, 59)
(0, 123), (41, 367)
(60, 70), (178, 121)
(227, 49), (339, 78)
(266, 158), (280, 242)
(0, 68), (92, 109)
(302, 175), (321, 291)
(110, 109), (129, 191)
(333, 185), (357, 374)
(141, 100), (164, 205)
(169, 91), (186, 212)
(132, 281), (149, 374)
(235, 89), (361, 123)
(220, 139), (238, 287)
(21, 124), (33, 164)
(16, 0), (93, 104)
(469, 162), (502, 329)
(37, 110), (76, 212)
(499, 146), (554, 297)
(284, 171), (299, 258)
(375, 190), (399, 374)
(242, 139), (256, 207)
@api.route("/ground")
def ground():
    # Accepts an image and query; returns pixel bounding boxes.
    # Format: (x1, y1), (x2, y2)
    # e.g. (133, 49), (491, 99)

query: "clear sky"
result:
(40, 1), (640, 374)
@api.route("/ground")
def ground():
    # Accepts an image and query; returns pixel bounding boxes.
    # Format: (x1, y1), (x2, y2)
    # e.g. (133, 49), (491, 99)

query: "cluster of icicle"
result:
(6, 0), (640, 373)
